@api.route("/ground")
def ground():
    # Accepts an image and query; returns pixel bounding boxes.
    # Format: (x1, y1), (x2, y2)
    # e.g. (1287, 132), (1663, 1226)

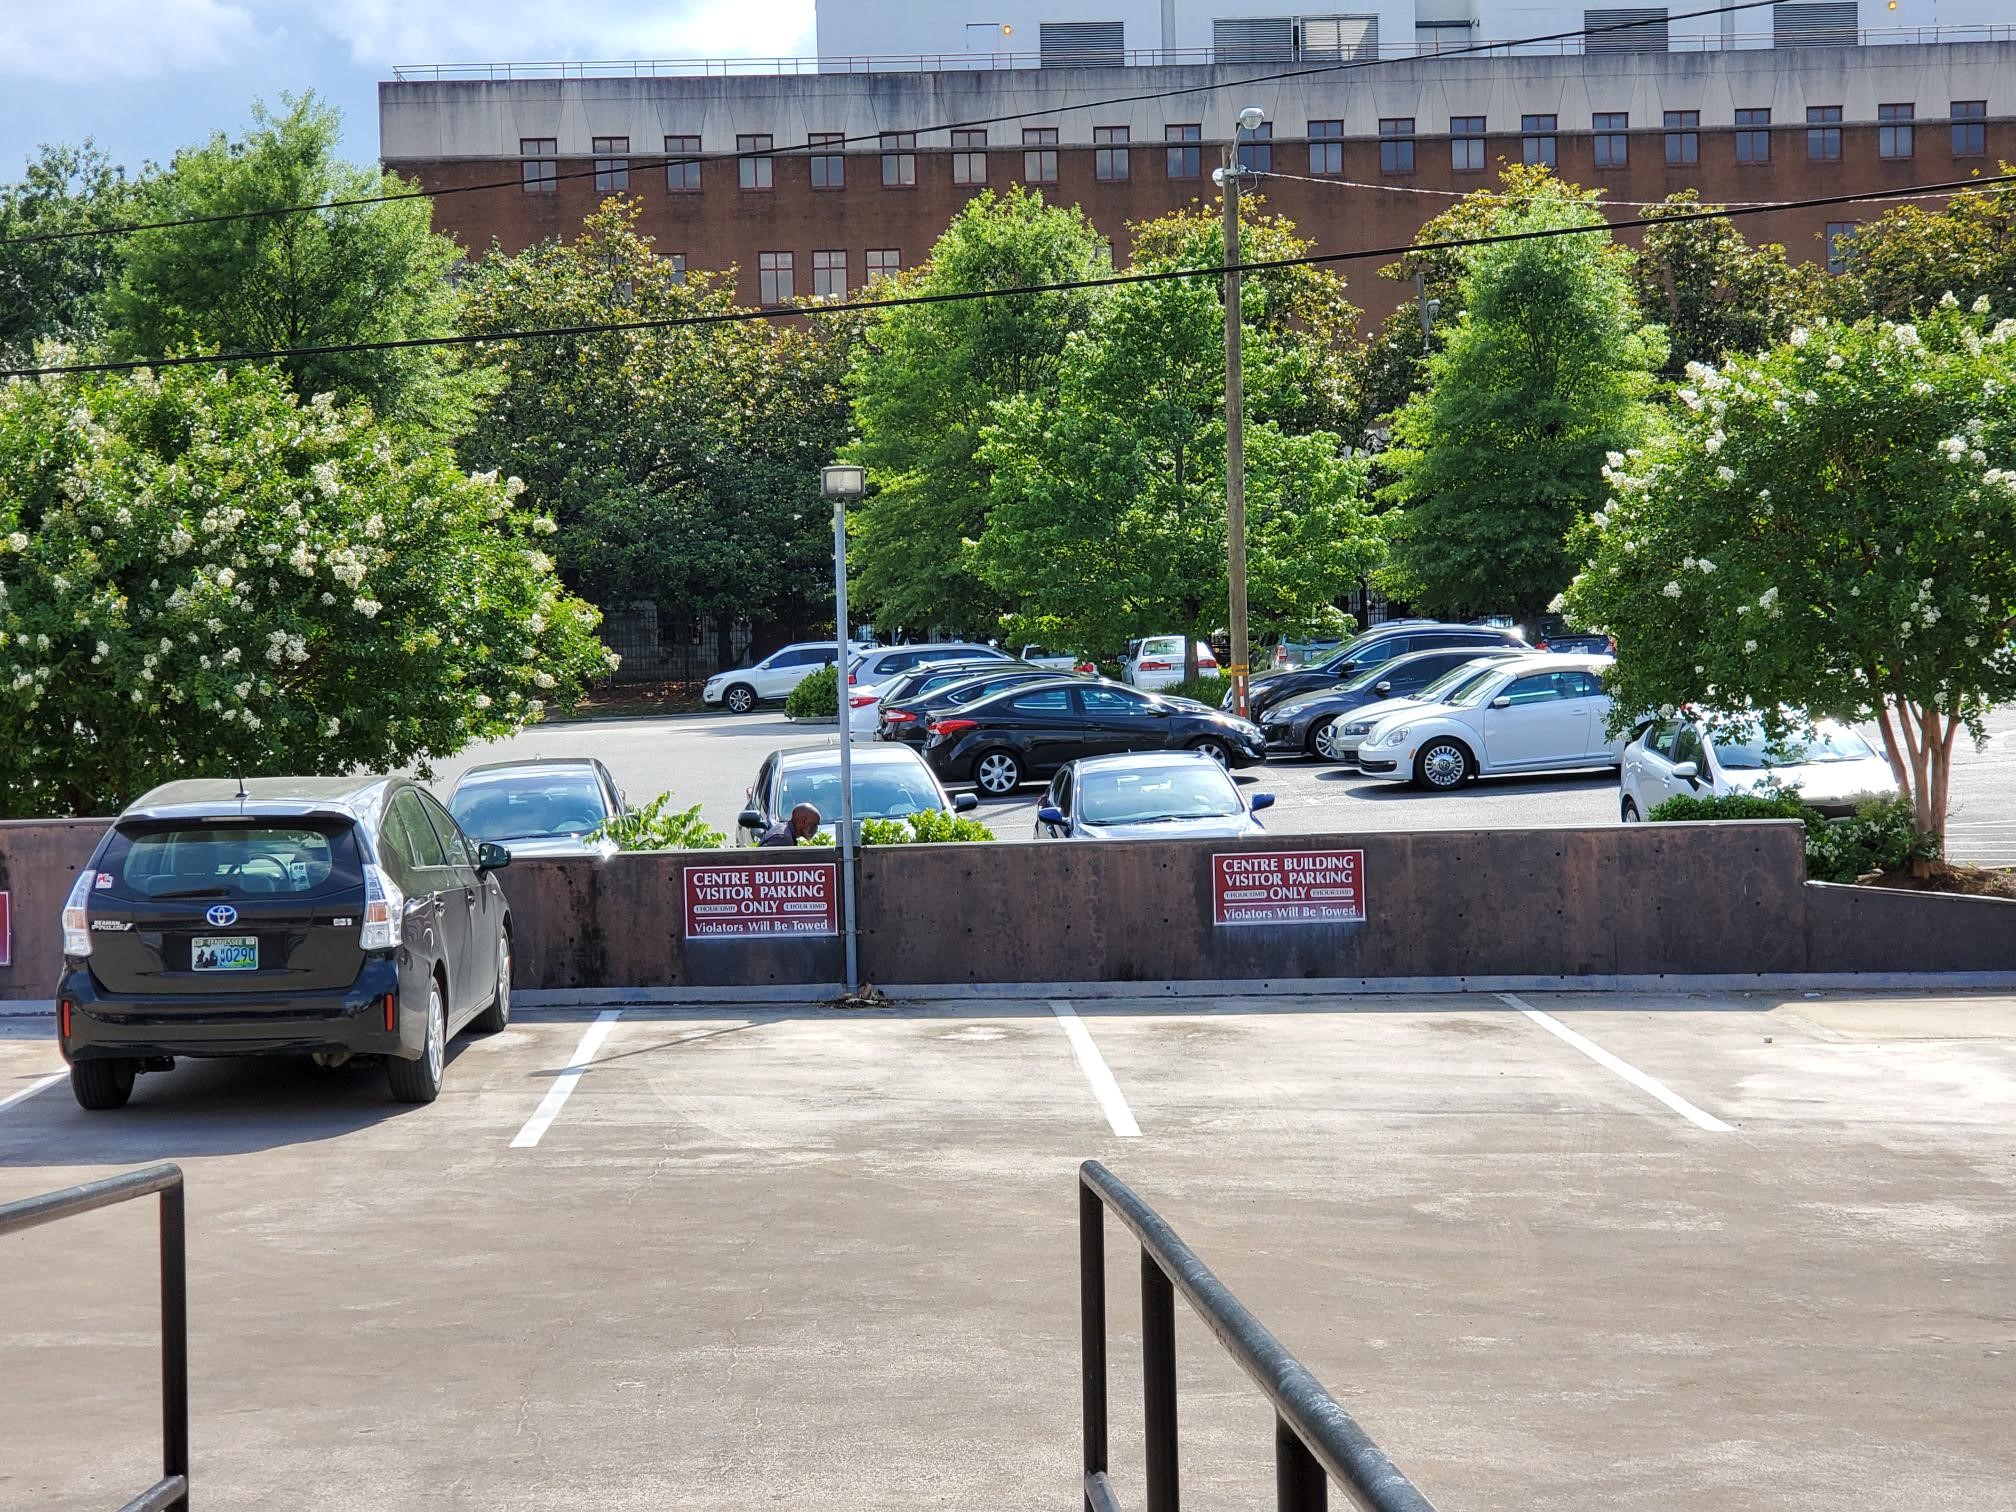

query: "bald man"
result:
(759, 803), (822, 848)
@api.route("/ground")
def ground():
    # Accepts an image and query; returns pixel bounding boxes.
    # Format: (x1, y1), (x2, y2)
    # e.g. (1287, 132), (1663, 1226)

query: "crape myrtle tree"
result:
(1563, 302), (2016, 860)
(0, 362), (612, 817)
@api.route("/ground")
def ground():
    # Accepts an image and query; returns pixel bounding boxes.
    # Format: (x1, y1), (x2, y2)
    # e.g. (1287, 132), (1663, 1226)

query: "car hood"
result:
(1723, 760), (1899, 804)
(485, 833), (620, 860)
(1075, 815), (1263, 840)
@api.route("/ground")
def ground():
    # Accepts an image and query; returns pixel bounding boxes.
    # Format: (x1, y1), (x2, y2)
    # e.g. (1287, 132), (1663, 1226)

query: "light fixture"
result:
(1211, 166), (1227, 187)
(1237, 105), (1266, 132)
(821, 464), (867, 498)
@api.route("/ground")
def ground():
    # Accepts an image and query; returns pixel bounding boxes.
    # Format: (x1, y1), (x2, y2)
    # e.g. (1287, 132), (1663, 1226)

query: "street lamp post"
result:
(1214, 104), (1266, 717)
(820, 462), (866, 993)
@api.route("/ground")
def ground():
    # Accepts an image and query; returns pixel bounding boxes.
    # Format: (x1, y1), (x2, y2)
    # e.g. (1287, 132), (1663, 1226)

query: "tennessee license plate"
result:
(193, 935), (258, 972)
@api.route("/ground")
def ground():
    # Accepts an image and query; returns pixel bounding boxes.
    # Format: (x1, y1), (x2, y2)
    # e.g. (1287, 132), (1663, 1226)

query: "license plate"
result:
(193, 935), (258, 972)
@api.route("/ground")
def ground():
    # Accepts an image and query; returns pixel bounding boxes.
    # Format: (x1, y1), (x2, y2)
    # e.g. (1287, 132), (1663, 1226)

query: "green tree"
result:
(103, 95), (467, 428)
(0, 142), (142, 363)
(846, 187), (1109, 634)
(1563, 303), (2016, 857)
(1833, 171), (2016, 320)
(1629, 190), (1829, 376)
(1379, 187), (1666, 617)
(0, 362), (611, 817)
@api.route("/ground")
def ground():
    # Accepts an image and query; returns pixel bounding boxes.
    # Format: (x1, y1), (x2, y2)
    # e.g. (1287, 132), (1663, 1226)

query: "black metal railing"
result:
(1080, 1161), (1437, 1512)
(0, 1163), (190, 1512)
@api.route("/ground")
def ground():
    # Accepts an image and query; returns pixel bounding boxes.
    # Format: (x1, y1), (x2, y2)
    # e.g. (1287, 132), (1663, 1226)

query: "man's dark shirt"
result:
(758, 823), (799, 848)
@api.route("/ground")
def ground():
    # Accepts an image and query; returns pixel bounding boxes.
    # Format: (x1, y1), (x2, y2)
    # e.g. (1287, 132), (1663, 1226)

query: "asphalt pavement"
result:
(422, 707), (2016, 864)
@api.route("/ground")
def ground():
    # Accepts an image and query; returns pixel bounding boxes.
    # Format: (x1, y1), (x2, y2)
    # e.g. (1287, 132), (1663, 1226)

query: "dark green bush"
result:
(859, 811), (995, 844)
(1647, 792), (1934, 884)
(785, 664), (839, 719)
(1164, 674), (1232, 706)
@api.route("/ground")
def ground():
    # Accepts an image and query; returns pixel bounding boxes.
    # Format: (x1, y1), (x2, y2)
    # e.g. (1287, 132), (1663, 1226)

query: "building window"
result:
(881, 132), (917, 187)
(812, 249), (848, 298)
(1166, 123), (1202, 179)
(668, 253), (687, 285)
(1023, 127), (1059, 185)
(1878, 104), (1914, 161)
(1237, 121), (1272, 174)
(1825, 222), (1858, 275)
(866, 248), (902, 282)
(1735, 108), (1771, 164)
(520, 138), (557, 193)
(1094, 126), (1130, 182)
(1806, 106), (1842, 162)
(665, 135), (701, 192)
(1521, 114), (1557, 168)
(757, 250), (794, 304)
(1308, 119), (1344, 175)
(952, 129), (987, 186)
(1664, 110), (1699, 166)
(738, 134), (773, 190)
(1451, 116), (1485, 173)
(1952, 100), (1987, 158)
(1378, 118), (1415, 174)
(1591, 113), (1628, 169)
(593, 136), (630, 192)
(810, 132), (845, 189)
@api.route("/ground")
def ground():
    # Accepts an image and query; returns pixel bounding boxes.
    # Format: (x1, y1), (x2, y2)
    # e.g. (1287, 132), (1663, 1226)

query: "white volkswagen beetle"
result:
(1354, 653), (1622, 790)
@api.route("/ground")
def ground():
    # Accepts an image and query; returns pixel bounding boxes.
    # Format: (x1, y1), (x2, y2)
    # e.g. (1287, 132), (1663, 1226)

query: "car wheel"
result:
(69, 1058), (136, 1111)
(1191, 738), (1231, 766)
(1621, 797), (1641, 823)
(723, 684), (757, 715)
(387, 978), (447, 1105)
(974, 750), (1023, 796)
(474, 933), (511, 1033)
(1309, 718), (1341, 761)
(1414, 738), (1471, 791)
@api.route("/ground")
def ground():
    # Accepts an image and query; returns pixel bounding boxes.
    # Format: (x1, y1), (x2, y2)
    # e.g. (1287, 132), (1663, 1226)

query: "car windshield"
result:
(1713, 726), (1875, 769)
(780, 763), (941, 821)
(1417, 662), (1504, 701)
(450, 773), (607, 840)
(1079, 765), (1242, 825)
(1446, 669), (1515, 709)
(99, 822), (362, 901)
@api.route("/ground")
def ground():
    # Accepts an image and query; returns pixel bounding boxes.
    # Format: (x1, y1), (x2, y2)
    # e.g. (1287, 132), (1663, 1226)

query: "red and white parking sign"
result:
(1211, 849), (1366, 927)
(682, 862), (838, 940)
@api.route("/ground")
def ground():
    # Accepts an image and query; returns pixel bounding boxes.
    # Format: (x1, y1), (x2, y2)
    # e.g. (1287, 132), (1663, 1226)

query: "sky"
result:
(0, 1), (819, 178)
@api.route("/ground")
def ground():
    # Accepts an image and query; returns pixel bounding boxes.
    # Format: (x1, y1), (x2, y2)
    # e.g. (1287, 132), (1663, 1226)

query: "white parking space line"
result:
(0, 1073), (62, 1115)
(1049, 1000), (1141, 1138)
(509, 1010), (623, 1149)
(1499, 994), (1735, 1133)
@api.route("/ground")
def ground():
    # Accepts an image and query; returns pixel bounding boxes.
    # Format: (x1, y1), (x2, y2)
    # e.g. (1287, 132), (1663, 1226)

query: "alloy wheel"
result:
(426, 983), (445, 1084)
(976, 753), (1020, 795)
(1311, 720), (1340, 761)
(1420, 741), (1468, 789)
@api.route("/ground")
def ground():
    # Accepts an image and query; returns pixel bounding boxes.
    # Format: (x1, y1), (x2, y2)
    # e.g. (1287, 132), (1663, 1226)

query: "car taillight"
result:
(62, 870), (93, 958)
(1140, 660), (1171, 672)
(361, 864), (404, 952)
(1536, 638), (1550, 651)
(884, 709), (916, 724)
(1607, 636), (1618, 653)
(850, 693), (879, 708)
(931, 718), (978, 737)
(847, 672), (857, 685)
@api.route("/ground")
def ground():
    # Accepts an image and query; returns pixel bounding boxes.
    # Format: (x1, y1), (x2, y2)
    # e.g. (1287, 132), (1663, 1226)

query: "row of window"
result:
(754, 248), (904, 304)
(520, 103), (1993, 194)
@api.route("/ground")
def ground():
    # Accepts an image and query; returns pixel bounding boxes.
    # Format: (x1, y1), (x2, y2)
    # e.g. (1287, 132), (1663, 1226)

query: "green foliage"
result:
(1165, 674), (1232, 705)
(1647, 791), (1821, 828)
(859, 810), (996, 844)
(785, 663), (840, 719)
(587, 793), (727, 851)
(1379, 183), (1667, 618)
(103, 96), (469, 429)
(1834, 172), (2016, 321)
(0, 142), (143, 363)
(0, 362), (612, 817)
(846, 188), (1110, 633)
(1629, 191), (1830, 377)
(1564, 305), (2016, 855)
(1647, 793), (1935, 884)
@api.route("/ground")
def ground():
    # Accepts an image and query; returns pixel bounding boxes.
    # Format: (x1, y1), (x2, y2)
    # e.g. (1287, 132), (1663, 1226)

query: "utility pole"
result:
(1219, 106), (1264, 717)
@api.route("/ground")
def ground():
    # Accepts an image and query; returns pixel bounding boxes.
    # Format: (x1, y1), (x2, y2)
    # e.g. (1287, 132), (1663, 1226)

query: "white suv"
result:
(704, 642), (841, 714)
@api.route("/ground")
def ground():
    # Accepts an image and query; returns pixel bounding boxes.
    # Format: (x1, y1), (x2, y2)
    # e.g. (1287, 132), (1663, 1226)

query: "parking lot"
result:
(2, 989), (2012, 1509)
(423, 707), (2016, 864)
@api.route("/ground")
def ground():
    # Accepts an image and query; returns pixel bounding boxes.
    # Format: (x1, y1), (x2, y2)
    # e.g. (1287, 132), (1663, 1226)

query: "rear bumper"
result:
(56, 956), (419, 1063)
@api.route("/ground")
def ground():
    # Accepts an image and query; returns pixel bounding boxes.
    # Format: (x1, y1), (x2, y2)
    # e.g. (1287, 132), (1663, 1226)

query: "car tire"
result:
(1414, 738), (1472, 791)
(723, 684), (757, 715)
(973, 750), (1023, 796)
(387, 977), (447, 1105)
(473, 934), (511, 1034)
(1621, 797), (1641, 823)
(1190, 738), (1231, 766)
(70, 1058), (136, 1111)
(1309, 718), (1340, 760)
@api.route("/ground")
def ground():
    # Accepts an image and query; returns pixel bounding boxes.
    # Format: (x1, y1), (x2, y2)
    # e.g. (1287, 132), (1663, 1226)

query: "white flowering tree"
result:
(0, 362), (614, 816)
(1564, 299), (2016, 858)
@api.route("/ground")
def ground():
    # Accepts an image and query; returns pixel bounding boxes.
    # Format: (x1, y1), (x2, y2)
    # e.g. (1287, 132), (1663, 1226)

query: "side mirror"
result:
(476, 842), (512, 871)
(1672, 761), (1700, 782)
(737, 808), (764, 830)
(1037, 806), (1066, 825)
(953, 793), (979, 813)
(1249, 793), (1276, 813)
(1491, 695), (1512, 709)
(1373, 681), (1391, 695)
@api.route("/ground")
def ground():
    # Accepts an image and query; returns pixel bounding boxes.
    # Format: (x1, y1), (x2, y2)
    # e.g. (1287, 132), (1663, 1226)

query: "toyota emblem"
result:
(205, 904), (239, 927)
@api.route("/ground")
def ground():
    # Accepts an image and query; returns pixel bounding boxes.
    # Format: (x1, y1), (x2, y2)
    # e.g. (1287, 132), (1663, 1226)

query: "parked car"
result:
(737, 743), (977, 844)
(1355, 654), (1621, 790)
(55, 776), (512, 1110)
(1035, 752), (1275, 840)
(1264, 637), (1346, 670)
(1620, 716), (1899, 821)
(1019, 644), (1080, 670)
(877, 663), (1072, 747)
(1122, 636), (1220, 691)
(1326, 657), (1528, 766)
(446, 758), (626, 858)
(922, 678), (1265, 796)
(1258, 646), (1528, 759)
(1235, 621), (1527, 721)
(843, 642), (1014, 737)
(703, 641), (844, 714)
(1523, 614), (1616, 656)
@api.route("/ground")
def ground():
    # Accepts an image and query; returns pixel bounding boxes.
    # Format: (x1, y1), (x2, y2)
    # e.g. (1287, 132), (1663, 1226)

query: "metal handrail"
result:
(1, 1163), (189, 1512)
(1080, 1161), (1436, 1511)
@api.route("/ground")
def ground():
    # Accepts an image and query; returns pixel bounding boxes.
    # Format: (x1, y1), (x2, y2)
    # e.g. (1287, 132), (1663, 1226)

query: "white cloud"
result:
(0, 0), (261, 81)
(317, 0), (816, 67)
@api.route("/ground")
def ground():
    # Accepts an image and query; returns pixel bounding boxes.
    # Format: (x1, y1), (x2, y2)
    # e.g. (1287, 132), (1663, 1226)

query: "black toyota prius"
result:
(56, 776), (514, 1110)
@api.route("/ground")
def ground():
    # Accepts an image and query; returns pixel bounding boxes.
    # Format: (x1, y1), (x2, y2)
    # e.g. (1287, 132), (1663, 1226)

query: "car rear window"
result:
(450, 772), (607, 841)
(99, 822), (363, 901)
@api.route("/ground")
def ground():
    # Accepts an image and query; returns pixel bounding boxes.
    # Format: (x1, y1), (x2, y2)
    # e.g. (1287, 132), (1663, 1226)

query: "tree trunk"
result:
(1874, 695), (1952, 869)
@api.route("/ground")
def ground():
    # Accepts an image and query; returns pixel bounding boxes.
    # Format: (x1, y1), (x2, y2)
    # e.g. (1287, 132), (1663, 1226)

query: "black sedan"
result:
(921, 679), (1265, 796)
(1237, 622), (1528, 721)
(1258, 647), (1527, 758)
(876, 663), (1067, 747)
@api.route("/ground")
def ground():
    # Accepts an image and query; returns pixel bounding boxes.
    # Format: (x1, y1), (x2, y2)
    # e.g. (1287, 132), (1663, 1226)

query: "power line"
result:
(0, 0), (1792, 251)
(4, 170), (2002, 382)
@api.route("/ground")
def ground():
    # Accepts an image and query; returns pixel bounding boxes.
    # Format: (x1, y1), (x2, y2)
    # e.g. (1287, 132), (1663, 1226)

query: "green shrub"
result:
(1164, 674), (1232, 706)
(1645, 792), (1934, 884)
(785, 664), (839, 719)
(859, 810), (996, 844)
(587, 793), (727, 851)
(1647, 791), (1822, 831)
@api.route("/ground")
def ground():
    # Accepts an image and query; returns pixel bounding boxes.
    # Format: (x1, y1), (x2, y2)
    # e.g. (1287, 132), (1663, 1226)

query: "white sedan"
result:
(1122, 636), (1219, 691)
(1354, 654), (1621, 790)
(1620, 716), (1899, 820)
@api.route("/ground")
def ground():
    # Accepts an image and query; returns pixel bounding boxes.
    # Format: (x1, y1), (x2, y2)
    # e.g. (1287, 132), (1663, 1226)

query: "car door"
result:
(418, 791), (498, 1016)
(1039, 769), (1073, 837)
(1077, 684), (1162, 757)
(381, 790), (468, 1006)
(752, 648), (801, 700)
(997, 685), (1083, 774)
(1562, 669), (1621, 759)
(741, 754), (777, 844)
(1666, 722), (1708, 797)
(1623, 719), (1675, 808)
(1480, 671), (1587, 768)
